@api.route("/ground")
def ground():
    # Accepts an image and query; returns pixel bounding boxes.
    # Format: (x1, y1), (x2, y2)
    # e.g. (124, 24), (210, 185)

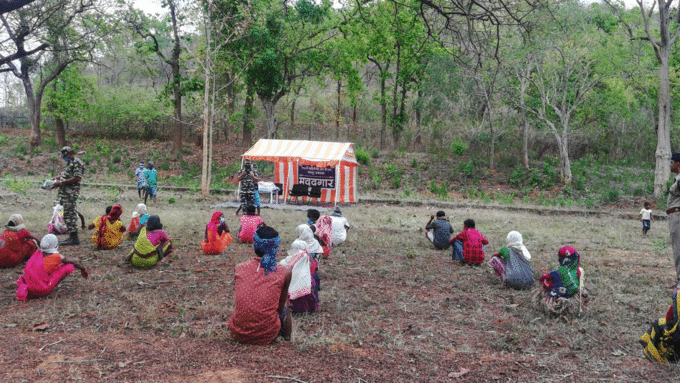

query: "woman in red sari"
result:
(0, 214), (39, 267)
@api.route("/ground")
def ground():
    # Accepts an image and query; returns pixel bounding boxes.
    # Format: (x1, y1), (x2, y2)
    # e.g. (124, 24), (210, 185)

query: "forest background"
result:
(0, 0), (679, 208)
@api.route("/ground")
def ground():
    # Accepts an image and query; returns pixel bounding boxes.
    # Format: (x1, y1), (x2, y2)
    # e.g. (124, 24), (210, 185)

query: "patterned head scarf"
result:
(139, 162), (144, 169)
(40, 234), (59, 254)
(146, 215), (162, 231)
(295, 224), (323, 254)
(253, 226), (280, 275)
(506, 231), (531, 261)
(557, 246), (579, 268)
(132, 203), (147, 219)
(331, 207), (342, 217)
(6, 214), (25, 231)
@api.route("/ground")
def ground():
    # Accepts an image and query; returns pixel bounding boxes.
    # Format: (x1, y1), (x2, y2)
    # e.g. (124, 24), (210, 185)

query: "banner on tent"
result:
(298, 165), (335, 188)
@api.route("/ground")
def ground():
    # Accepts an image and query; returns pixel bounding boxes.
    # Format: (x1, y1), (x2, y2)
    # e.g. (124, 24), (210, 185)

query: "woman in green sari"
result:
(125, 215), (172, 268)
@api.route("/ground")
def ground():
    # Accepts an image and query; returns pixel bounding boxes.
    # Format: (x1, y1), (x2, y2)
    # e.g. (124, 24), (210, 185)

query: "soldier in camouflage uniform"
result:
(50, 146), (84, 246)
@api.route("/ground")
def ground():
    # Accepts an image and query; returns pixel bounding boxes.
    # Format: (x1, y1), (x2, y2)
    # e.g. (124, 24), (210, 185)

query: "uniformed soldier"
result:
(50, 146), (84, 246)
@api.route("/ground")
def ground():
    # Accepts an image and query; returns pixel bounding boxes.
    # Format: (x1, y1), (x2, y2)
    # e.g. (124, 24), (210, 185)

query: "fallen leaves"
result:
(448, 367), (469, 378)
(32, 322), (49, 332)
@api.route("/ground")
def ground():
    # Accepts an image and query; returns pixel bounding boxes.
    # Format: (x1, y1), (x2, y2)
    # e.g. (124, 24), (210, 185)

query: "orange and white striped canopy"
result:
(243, 139), (357, 168)
(243, 139), (358, 203)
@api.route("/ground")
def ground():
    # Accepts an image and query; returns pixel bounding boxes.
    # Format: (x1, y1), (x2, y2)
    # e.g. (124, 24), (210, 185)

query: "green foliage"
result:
(384, 164), (404, 188)
(160, 162), (171, 171)
(459, 160), (475, 178)
(429, 181), (447, 197)
(450, 139), (468, 156)
(355, 147), (371, 165)
(168, 197), (176, 204)
(411, 158), (418, 168)
(371, 148), (380, 159)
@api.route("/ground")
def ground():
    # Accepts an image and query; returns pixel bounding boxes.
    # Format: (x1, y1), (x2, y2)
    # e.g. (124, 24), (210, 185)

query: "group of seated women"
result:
(485, 231), (587, 316)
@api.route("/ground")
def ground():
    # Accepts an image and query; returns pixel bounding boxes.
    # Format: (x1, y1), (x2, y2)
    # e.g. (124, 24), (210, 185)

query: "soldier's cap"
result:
(60, 146), (74, 155)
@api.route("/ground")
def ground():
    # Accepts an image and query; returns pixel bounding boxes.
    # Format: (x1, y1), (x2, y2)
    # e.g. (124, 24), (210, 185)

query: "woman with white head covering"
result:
(126, 203), (149, 238)
(279, 225), (322, 313)
(487, 231), (534, 289)
(0, 214), (40, 268)
(16, 234), (88, 301)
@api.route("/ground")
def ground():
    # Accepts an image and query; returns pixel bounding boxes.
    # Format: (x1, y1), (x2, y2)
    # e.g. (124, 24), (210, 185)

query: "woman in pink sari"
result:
(16, 234), (88, 301)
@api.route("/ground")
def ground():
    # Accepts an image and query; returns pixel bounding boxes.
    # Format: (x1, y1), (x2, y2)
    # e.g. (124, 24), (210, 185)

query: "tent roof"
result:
(243, 139), (357, 167)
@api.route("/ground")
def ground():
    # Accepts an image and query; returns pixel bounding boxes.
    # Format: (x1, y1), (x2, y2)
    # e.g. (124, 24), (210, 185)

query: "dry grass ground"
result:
(0, 183), (678, 382)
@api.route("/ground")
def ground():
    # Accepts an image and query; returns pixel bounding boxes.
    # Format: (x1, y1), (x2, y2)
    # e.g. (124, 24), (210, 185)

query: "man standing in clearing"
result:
(668, 152), (680, 289)
(50, 146), (84, 246)
(144, 162), (158, 209)
(134, 162), (147, 199)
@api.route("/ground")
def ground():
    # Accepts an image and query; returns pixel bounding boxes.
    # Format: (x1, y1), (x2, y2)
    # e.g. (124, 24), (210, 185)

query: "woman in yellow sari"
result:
(125, 215), (172, 268)
(89, 205), (126, 249)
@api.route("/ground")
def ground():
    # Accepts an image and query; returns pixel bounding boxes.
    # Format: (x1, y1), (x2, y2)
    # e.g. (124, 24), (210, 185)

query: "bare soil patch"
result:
(0, 183), (677, 382)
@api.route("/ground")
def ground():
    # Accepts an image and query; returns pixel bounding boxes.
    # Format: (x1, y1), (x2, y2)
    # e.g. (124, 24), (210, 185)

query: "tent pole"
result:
(334, 163), (339, 206)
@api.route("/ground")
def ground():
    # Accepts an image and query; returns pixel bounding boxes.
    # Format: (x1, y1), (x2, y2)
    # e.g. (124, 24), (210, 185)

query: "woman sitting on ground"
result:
(202, 211), (232, 255)
(532, 246), (587, 315)
(16, 234), (88, 301)
(89, 204), (126, 249)
(488, 231), (534, 289)
(125, 215), (173, 268)
(640, 291), (680, 363)
(0, 214), (39, 268)
(307, 209), (333, 259)
(237, 205), (264, 244)
(126, 203), (148, 238)
(281, 225), (323, 313)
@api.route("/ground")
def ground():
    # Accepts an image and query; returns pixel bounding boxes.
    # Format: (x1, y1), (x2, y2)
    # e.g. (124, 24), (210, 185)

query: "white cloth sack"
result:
(279, 250), (312, 300)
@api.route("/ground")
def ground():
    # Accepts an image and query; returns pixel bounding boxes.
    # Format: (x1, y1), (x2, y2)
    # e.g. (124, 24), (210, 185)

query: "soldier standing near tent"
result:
(236, 158), (260, 215)
(50, 146), (84, 246)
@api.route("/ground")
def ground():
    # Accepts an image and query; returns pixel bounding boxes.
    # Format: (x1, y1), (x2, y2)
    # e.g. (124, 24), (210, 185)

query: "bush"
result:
(509, 165), (525, 186)
(112, 155), (121, 164)
(450, 139), (468, 156)
(411, 158), (418, 168)
(459, 160), (475, 178)
(602, 189), (621, 203)
(160, 162), (171, 171)
(385, 164), (404, 188)
(355, 147), (371, 165)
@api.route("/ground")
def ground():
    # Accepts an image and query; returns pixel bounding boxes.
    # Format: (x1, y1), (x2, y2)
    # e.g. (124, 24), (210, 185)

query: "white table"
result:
(258, 182), (281, 204)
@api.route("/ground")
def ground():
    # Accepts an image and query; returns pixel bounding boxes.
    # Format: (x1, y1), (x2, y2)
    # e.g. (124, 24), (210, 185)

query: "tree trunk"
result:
(172, 67), (183, 156)
(261, 97), (278, 139)
(201, 7), (211, 198)
(488, 102), (495, 170)
(336, 79), (341, 140)
(169, 0), (183, 156)
(290, 98), (296, 130)
(654, 47), (672, 198)
(243, 85), (254, 146)
(559, 124), (572, 184)
(55, 116), (66, 147)
(415, 89), (422, 146)
(352, 104), (357, 136)
(379, 75), (386, 149)
(224, 78), (235, 141)
(522, 109), (529, 169)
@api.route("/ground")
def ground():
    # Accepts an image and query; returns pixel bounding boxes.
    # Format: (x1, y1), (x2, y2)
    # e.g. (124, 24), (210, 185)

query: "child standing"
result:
(640, 202), (654, 236)
(450, 219), (488, 264)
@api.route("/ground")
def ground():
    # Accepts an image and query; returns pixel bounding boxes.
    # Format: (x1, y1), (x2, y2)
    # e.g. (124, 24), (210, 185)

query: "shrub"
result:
(509, 165), (525, 186)
(160, 162), (171, 171)
(355, 147), (371, 165)
(385, 164), (404, 188)
(602, 189), (621, 203)
(450, 139), (468, 156)
(411, 158), (418, 168)
(112, 155), (121, 164)
(460, 160), (475, 178)
(0, 133), (7, 145)
(371, 148), (379, 158)
(168, 197), (176, 204)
